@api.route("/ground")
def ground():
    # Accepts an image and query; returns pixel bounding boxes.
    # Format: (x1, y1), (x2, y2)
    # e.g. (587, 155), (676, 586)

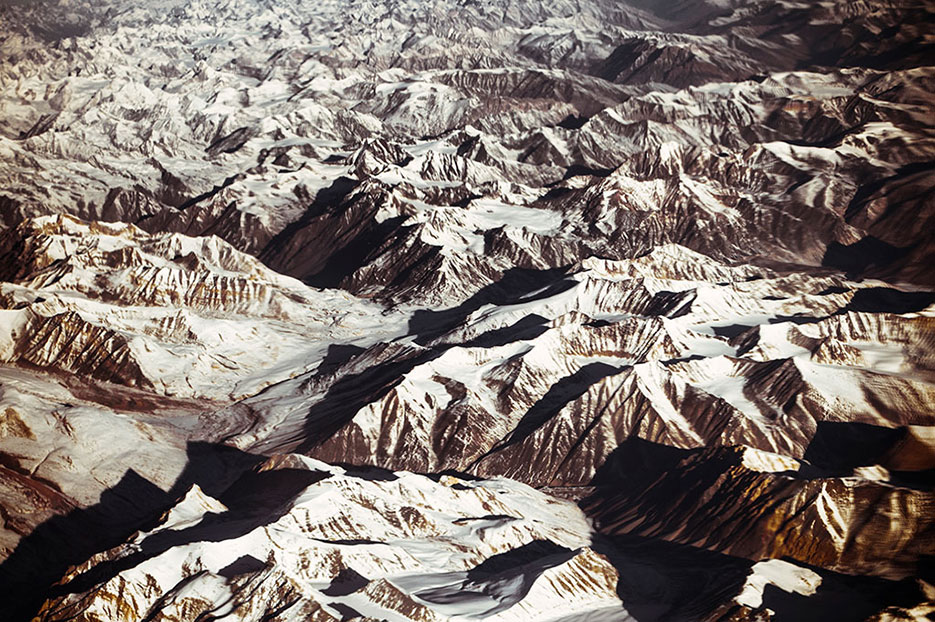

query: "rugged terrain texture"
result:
(1, 0), (934, 620)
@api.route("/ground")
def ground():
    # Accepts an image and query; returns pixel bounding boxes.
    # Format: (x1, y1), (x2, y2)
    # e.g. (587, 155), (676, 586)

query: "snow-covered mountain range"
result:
(1, 0), (934, 620)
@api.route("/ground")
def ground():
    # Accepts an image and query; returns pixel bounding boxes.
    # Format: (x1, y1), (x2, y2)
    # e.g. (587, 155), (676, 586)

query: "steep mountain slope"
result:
(1, 0), (934, 620)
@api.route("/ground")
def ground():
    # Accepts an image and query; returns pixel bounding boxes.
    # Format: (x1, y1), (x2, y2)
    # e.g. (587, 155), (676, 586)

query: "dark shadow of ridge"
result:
(321, 568), (369, 597)
(258, 175), (361, 279)
(43, 466), (327, 600)
(461, 313), (550, 349)
(476, 362), (623, 464)
(580, 438), (754, 622)
(822, 237), (912, 278)
(415, 540), (577, 609)
(580, 437), (932, 620)
(296, 347), (443, 453)
(316, 343), (367, 378)
(845, 287), (935, 314)
(305, 214), (410, 289)
(761, 557), (925, 622)
(588, 437), (693, 489)
(804, 421), (935, 488)
(295, 267), (577, 456)
(260, 176), (359, 257)
(590, 530), (926, 622)
(0, 441), (264, 621)
(590, 532), (754, 622)
(803, 421), (906, 473)
(466, 540), (574, 579)
(408, 266), (575, 346)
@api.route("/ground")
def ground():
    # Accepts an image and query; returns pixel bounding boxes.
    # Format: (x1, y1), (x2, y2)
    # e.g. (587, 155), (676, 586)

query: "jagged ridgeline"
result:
(1, 0), (934, 620)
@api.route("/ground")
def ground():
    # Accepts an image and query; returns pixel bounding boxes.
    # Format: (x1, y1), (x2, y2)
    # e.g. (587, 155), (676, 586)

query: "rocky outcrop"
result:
(0, 215), (406, 400)
(32, 455), (627, 622)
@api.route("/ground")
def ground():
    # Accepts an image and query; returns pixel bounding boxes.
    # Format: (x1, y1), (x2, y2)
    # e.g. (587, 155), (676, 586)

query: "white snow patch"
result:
(736, 559), (822, 609)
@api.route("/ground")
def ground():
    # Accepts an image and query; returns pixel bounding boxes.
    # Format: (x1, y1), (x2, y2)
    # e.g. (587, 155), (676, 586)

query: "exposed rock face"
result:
(32, 455), (629, 622)
(0, 215), (405, 400)
(583, 444), (935, 579)
(1, 0), (934, 620)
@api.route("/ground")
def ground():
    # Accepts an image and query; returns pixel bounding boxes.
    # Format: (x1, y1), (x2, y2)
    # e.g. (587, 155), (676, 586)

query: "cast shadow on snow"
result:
(316, 343), (368, 378)
(408, 265), (576, 346)
(258, 175), (369, 284)
(805, 421), (907, 473)
(467, 539), (576, 579)
(844, 286), (935, 314)
(581, 437), (931, 621)
(476, 361), (622, 460)
(295, 267), (574, 453)
(413, 540), (577, 613)
(590, 531), (925, 622)
(42, 466), (327, 599)
(805, 420), (935, 488)
(0, 442), (285, 621)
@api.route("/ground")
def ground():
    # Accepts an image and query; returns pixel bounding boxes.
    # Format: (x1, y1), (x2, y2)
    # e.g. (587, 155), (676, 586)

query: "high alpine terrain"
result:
(1, 0), (934, 620)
